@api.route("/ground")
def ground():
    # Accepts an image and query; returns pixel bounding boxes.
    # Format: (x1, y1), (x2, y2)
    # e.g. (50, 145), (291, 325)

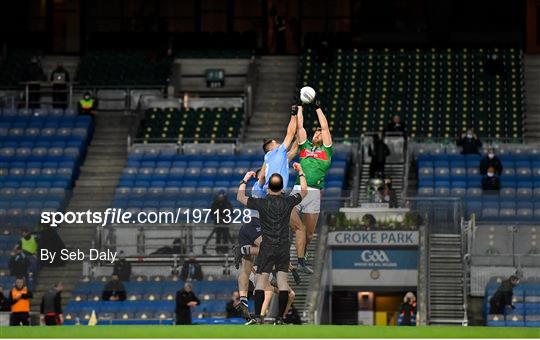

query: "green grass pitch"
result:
(0, 325), (538, 338)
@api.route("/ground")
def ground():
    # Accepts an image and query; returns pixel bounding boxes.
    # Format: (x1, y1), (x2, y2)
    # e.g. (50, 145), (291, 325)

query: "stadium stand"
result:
(135, 107), (245, 143)
(0, 107), (93, 228)
(63, 277), (245, 325)
(415, 144), (540, 221)
(113, 144), (350, 216)
(298, 48), (524, 140)
(77, 51), (172, 86)
(484, 277), (540, 327)
(0, 50), (44, 86)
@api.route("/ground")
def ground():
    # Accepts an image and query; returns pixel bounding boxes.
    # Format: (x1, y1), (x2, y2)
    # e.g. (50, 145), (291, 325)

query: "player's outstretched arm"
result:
(296, 105), (308, 144)
(282, 105), (298, 149)
(258, 163), (266, 186)
(287, 141), (298, 161)
(293, 162), (308, 199)
(237, 171), (255, 206)
(315, 101), (332, 147)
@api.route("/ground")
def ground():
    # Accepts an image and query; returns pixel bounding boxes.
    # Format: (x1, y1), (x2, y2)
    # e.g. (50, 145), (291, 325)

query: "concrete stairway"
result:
(357, 163), (405, 205)
(524, 55), (540, 142)
(290, 233), (318, 323)
(244, 56), (298, 143)
(31, 112), (130, 311)
(427, 234), (467, 325)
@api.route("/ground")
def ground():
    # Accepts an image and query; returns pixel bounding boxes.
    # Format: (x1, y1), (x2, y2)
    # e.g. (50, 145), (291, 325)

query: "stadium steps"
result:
(524, 55), (540, 142)
(358, 163), (405, 205)
(290, 233), (319, 323)
(427, 234), (467, 326)
(32, 111), (130, 312)
(244, 56), (297, 143)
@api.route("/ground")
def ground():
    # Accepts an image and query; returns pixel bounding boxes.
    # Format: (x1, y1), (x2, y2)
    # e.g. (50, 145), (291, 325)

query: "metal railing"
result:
(0, 83), (167, 112)
(403, 196), (463, 233)
(307, 221), (330, 324)
(460, 218), (470, 326)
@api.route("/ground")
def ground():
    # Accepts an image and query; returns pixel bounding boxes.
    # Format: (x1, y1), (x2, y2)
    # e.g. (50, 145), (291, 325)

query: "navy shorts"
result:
(238, 218), (262, 247)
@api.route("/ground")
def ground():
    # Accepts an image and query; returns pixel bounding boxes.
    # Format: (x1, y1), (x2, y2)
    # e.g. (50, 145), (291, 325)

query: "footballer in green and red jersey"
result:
(290, 102), (333, 274)
(295, 139), (333, 190)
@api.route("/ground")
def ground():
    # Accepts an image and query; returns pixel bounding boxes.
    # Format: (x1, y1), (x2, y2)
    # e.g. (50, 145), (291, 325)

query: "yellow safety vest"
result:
(80, 98), (94, 110)
(20, 236), (37, 255)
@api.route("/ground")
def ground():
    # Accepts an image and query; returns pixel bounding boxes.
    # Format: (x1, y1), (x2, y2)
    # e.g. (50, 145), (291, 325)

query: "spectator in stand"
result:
(205, 191), (234, 254)
(9, 277), (32, 326)
(381, 179), (398, 208)
(362, 214), (377, 230)
(113, 251), (131, 281)
(480, 148), (503, 176)
(102, 274), (126, 301)
(0, 287), (10, 311)
(398, 292), (417, 326)
(456, 128), (482, 155)
(180, 253), (203, 281)
(40, 283), (63, 326)
(175, 282), (200, 325)
(9, 247), (31, 283)
(385, 115), (407, 136)
(50, 64), (70, 109)
(225, 291), (243, 318)
(50, 63), (70, 82)
(18, 229), (38, 257)
(368, 133), (390, 179)
(78, 92), (97, 122)
(482, 166), (501, 191)
(489, 275), (520, 315)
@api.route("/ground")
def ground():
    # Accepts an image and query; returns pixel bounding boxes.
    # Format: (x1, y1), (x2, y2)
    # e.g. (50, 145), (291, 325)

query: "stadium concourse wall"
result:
(313, 212), (422, 326)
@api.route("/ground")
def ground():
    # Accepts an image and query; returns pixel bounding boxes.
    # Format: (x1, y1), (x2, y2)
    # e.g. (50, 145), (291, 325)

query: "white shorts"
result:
(290, 185), (321, 214)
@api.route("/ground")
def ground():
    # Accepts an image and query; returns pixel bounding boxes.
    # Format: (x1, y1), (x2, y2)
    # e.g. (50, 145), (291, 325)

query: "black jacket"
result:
(482, 176), (500, 191)
(102, 280), (126, 301)
(211, 197), (234, 225)
(113, 260), (132, 281)
(40, 289), (62, 315)
(225, 300), (243, 318)
(175, 290), (200, 324)
(399, 302), (416, 326)
(9, 253), (30, 278)
(480, 156), (503, 176)
(180, 260), (203, 281)
(457, 136), (482, 154)
(490, 279), (516, 308)
(369, 141), (391, 164)
(0, 291), (10, 311)
(385, 122), (407, 135)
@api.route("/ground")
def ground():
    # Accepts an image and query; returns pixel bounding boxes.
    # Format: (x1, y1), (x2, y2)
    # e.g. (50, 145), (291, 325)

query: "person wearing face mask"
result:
(480, 148), (503, 176)
(456, 128), (482, 155)
(482, 166), (500, 191)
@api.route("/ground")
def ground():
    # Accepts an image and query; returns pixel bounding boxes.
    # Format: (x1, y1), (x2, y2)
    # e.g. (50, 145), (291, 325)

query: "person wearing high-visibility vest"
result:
(19, 229), (38, 256)
(78, 92), (97, 120)
(9, 278), (33, 326)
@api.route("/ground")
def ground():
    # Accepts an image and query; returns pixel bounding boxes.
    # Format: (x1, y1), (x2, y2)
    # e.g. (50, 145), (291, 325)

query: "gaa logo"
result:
(361, 250), (390, 263)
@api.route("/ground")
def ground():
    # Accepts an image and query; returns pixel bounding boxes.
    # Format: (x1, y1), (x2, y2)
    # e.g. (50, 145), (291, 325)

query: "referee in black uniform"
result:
(237, 162), (307, 324)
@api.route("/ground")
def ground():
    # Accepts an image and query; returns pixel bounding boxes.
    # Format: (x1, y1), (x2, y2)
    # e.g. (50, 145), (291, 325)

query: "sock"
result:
(298, 257), (305, 266)
(240, 245), (251, 256)
(253, 290), (265, 317)
(278, 290), (289, 318)
(240, 296), (248, 308)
